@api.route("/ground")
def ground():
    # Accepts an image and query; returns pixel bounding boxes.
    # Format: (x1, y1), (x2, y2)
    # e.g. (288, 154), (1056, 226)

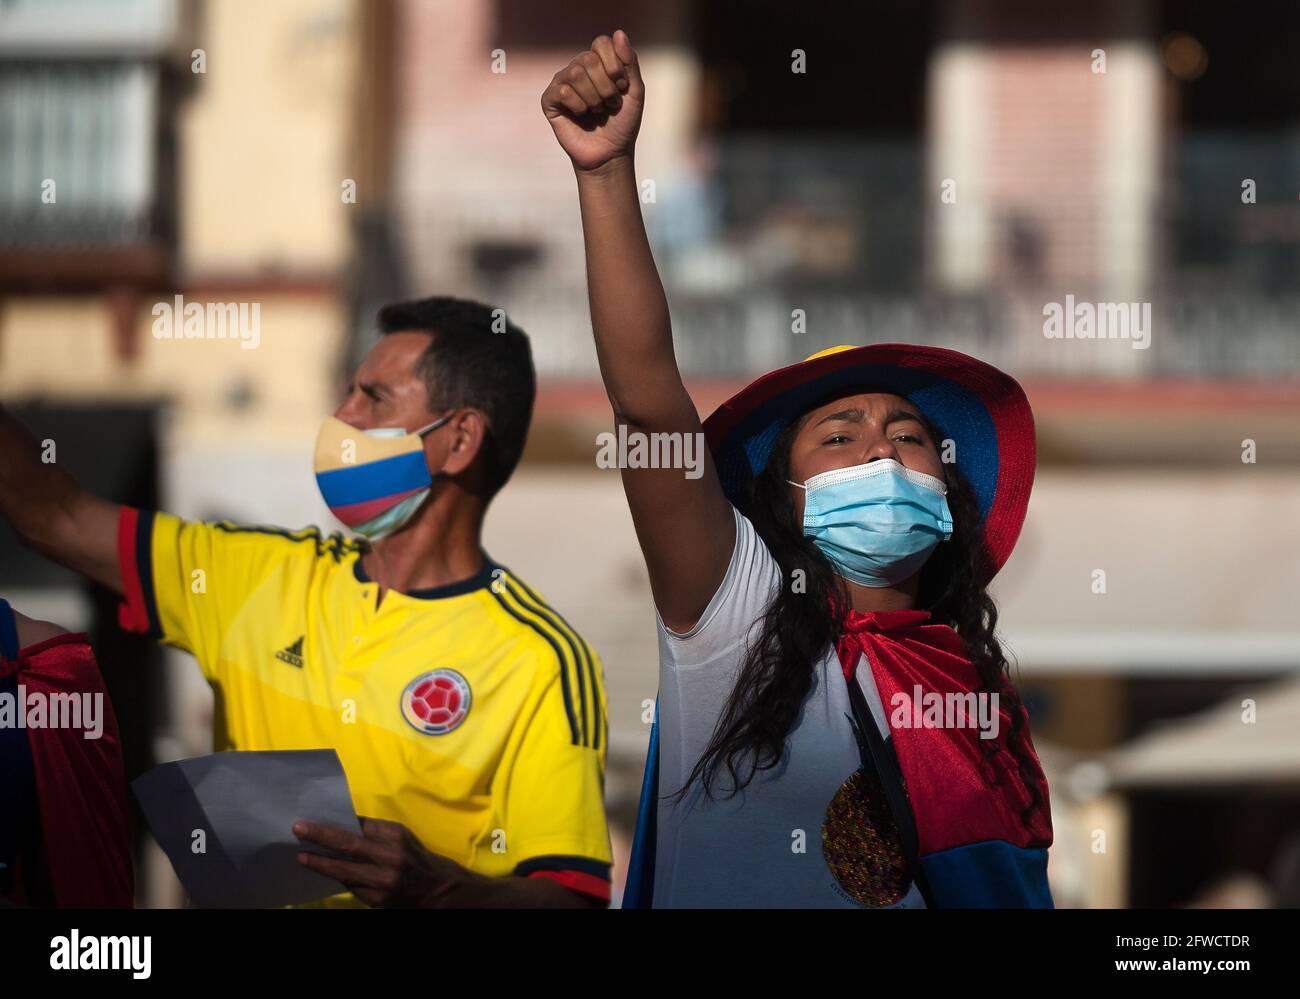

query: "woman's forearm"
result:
(575, 155), (692, 427)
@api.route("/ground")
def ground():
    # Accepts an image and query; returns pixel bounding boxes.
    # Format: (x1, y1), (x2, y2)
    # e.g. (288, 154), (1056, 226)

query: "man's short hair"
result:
(376, 295), (535, 498)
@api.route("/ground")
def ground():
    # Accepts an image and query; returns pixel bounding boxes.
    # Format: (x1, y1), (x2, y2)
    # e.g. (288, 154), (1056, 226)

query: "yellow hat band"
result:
(802, 345), (861, 363)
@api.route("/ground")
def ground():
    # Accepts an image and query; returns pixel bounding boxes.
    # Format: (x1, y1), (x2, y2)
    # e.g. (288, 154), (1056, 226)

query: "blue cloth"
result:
(919, 840), (1054, 908)
(622, 704), (659, 909)
(0, 597), (17, 660)
(0, 598), (39, 898)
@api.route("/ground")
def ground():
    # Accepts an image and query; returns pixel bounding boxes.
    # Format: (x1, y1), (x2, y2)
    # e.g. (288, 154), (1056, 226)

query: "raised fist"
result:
(541, 30), (644, 172)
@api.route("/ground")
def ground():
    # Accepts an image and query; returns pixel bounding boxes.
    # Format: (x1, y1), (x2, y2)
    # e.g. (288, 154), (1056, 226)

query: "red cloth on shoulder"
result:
(4, 633), (135, 907)
(835, 608), (1053, 857)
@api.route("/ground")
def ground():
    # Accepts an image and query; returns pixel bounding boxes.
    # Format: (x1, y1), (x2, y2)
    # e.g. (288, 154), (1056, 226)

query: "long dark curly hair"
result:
(675, 395), (1046, 836)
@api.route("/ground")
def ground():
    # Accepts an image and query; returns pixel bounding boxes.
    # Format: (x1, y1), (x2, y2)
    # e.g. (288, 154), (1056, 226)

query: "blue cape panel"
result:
(622, 701), (659, 909)
(919, 840), (1054, 908)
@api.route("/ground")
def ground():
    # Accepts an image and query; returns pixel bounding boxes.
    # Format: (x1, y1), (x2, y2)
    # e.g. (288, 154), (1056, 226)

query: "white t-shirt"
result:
(650, 504), (927, 908)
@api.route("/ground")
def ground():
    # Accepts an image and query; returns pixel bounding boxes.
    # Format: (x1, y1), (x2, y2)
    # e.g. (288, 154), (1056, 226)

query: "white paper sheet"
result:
(132, 749), (362, 908)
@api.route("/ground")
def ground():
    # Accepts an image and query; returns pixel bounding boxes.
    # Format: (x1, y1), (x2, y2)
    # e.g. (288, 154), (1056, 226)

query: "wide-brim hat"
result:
(702, 343), (1036, 580)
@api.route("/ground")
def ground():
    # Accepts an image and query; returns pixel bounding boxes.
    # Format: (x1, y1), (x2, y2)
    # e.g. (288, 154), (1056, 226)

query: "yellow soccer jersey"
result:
(116, 506), (612, 904)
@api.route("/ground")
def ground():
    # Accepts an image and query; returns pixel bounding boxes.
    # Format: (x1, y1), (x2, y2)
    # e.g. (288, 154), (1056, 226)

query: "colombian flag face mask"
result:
(313, 413), (451, 540)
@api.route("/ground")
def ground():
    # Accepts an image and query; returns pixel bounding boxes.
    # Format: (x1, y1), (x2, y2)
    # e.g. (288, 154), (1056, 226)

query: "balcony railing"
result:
(0, 0), (181, 288)
(399, 135), (1299, 380)
(0, 61), (162, 250)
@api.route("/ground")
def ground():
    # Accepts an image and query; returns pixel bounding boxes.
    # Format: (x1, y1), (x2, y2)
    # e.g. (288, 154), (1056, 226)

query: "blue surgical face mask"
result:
(789, 458), (954, 587)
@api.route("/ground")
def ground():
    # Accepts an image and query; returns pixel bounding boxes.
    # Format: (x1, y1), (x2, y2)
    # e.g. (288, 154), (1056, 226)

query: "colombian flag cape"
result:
(0, 598), (134, 907)
(624, 608), (1053, 908)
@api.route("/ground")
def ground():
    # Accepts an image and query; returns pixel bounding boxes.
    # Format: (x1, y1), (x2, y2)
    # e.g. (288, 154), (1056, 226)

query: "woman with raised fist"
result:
(543, 31), (1054, 909)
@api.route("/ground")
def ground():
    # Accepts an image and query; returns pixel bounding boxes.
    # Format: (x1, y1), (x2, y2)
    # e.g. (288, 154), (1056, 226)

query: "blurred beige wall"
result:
(181, 0), (359, 275)
(0, 296), (344, 444)
(0, 0), (363, 440)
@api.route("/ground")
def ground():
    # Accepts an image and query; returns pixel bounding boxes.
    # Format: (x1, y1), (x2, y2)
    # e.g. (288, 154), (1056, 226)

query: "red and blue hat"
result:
(702, 343), (1036, 579)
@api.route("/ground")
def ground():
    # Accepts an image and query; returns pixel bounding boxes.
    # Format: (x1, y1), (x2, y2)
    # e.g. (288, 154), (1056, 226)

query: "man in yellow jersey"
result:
(0, 296), (611, 907)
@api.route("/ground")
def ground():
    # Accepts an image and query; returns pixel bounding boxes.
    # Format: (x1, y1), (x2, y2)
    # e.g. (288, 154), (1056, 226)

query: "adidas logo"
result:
(275, 636), (305, 669)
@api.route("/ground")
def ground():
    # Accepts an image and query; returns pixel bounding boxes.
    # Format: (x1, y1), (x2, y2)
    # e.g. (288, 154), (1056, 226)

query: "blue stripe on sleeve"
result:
(136, 510), (162, 639)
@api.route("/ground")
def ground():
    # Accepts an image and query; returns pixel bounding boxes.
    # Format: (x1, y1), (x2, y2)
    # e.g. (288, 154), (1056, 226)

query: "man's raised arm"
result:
(0, 403), (123, 594)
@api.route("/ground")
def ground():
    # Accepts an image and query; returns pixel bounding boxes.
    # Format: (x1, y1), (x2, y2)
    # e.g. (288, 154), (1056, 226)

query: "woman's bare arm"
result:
(542, 31), (734, 631)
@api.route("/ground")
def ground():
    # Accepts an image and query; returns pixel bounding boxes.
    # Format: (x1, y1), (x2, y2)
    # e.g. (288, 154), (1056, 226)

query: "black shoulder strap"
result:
(844, 658), (935, 906)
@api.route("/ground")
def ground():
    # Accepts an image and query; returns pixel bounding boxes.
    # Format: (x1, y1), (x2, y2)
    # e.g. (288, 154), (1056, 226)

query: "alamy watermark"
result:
(889, 686), (1000, 740)
(0, 686), (104, 739)
(1043, 295), (1151, 349)
(50, 930), (150, 979)
(151, 295), (260, 349)
(595, 425), (706, 479)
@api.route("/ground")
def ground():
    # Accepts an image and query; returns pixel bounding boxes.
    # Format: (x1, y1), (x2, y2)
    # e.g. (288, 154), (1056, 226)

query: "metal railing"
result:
(397, 135), (1300, 379)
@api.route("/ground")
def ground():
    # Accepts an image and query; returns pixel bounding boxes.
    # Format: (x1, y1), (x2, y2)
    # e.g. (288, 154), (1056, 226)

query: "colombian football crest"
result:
(400, 669), (471, 735)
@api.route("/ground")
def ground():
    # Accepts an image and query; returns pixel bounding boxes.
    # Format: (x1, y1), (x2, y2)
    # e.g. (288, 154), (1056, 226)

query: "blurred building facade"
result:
(0, 0), (372, 906)
(1, 0), (1298, 907)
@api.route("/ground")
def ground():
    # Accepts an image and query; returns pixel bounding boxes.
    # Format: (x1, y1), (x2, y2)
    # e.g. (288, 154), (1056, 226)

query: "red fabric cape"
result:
(3, 633), (135, 907)
(836, 609), (1053, 856)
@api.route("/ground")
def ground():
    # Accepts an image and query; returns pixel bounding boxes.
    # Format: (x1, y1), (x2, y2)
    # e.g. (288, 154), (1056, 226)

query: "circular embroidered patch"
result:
(821, 767), (912, 907)
(400, 669), (471, 735)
